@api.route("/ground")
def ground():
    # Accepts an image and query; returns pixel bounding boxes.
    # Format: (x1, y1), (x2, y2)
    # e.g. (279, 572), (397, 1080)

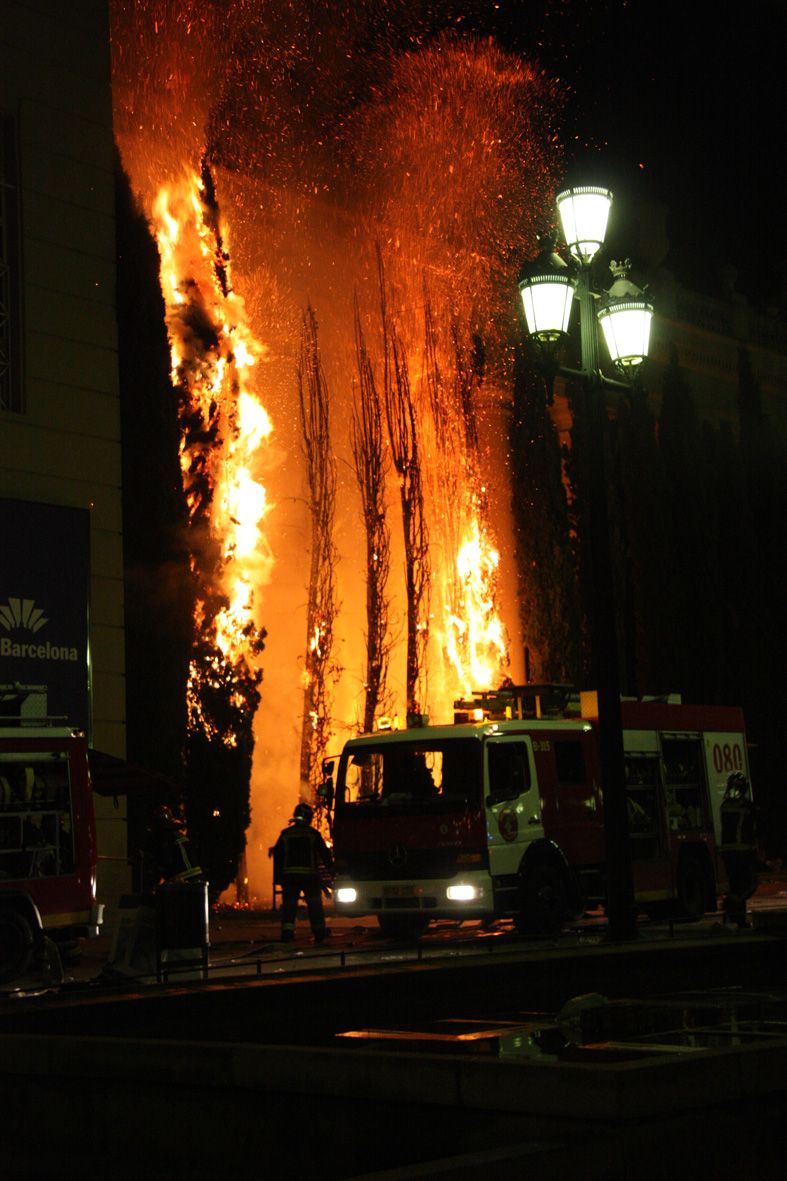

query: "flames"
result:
(152, 171), (273, 738)
(446, 515), (507, 697)
(111, 1), (563, 896)
(154, 169), (507, 731)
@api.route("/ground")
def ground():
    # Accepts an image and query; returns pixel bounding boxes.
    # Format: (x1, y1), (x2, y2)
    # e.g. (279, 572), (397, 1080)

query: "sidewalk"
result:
(27, 863), (787, 990)
(69, 903), (371, 984)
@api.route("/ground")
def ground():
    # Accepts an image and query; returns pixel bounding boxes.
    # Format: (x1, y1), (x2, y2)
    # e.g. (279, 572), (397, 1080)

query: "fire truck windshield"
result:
(337, 739), (482, 810)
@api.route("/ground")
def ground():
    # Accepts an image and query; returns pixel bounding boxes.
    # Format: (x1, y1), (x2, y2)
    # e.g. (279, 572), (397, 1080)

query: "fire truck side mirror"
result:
(317, 779), (334, 809)
(318, 758), (335, 809)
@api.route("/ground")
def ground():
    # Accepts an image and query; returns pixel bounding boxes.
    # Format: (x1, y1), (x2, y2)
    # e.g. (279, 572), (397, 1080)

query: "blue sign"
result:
(0, 498), (90, 733)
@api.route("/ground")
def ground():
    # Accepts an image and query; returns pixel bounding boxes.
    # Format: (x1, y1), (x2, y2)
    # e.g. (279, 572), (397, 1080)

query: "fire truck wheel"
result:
(515, 863), (567, 936)
(0, 907), (37, 984)
(676, 853), (708, 921)
(377, 914), (430, 941)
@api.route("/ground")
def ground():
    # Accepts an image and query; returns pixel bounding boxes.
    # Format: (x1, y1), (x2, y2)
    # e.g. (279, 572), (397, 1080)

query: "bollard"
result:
(155, 880), (209, 982)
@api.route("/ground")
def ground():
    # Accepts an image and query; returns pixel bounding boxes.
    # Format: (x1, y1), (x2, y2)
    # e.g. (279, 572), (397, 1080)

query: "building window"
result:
(0, 114), (23, 413)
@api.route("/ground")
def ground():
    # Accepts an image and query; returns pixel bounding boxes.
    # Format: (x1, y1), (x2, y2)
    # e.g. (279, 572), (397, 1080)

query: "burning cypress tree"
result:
(611, 385), (673, 696)
(298, 306), (340, 802)
(422, 296), (462, 586)
(452, 322), (482, 480)
(423, 299), (469, 679)
(658, 349), (727, 702)
(351, 303), (393, 734)
(731, 348), (786, 850)
(185, 620), (265, 900)
(148, 159), (272, 900)
(510, 345), (580, 683)
(378, 252), (430, 721)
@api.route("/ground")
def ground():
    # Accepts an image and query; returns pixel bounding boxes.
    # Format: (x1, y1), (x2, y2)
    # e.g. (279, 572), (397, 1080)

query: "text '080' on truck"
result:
(0, 723), (103, 985)
(323, 685), (753, 940)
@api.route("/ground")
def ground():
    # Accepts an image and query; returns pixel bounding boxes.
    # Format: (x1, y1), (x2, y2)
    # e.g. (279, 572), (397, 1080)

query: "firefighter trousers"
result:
(280, 874), (326, 942)
(722, 851), (757, 926)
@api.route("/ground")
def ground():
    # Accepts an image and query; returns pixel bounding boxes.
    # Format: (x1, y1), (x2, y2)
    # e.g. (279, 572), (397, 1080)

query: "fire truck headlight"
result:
(446, 884), (477, 902)
(335, 886), (358, 904)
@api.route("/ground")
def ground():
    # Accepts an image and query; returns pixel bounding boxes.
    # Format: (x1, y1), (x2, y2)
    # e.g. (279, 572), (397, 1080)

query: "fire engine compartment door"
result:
(623, 752), (665, 862)
(0, 750), (76, 882)
(659, 733), (711, 836)
(702, 730), (750, 847)
(484, 736), (541, 874)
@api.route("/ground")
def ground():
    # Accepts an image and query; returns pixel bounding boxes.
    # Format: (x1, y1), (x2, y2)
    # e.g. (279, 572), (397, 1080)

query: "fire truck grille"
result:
(371, 896), (439, 910)
(344, 848), (478, 880)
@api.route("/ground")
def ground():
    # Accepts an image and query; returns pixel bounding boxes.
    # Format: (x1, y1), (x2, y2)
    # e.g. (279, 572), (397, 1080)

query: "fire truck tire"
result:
(515, 863), (567, 936)
(377, 914), (430, 940)
(676, 853), (708, 921)
(0, 907), (37, 984)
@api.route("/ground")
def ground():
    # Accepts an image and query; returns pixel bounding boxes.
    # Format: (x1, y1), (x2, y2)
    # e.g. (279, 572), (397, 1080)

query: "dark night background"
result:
(473, 0), (786, 306)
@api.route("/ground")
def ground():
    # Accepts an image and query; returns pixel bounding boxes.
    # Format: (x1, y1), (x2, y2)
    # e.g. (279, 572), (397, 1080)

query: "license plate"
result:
(383, 885), (415, 897)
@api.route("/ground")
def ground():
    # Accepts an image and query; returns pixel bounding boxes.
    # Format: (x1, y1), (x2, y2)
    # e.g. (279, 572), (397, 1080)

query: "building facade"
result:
(0, 1), (128, 909)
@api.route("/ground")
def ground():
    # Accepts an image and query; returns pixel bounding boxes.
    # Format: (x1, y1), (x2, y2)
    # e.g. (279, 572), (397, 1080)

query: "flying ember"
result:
(111, 0), (562, 901)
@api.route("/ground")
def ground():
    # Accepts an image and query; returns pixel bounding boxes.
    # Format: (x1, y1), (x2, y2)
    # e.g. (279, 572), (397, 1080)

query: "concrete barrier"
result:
(4, 1029), (787, 1178)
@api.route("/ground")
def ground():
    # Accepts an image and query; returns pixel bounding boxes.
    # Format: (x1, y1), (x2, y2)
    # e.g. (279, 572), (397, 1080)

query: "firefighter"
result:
(142, 804), (202, 892)
(719, 772), (758, 928)
(273, 802), (333, 944)
(101, 806), (203, 981)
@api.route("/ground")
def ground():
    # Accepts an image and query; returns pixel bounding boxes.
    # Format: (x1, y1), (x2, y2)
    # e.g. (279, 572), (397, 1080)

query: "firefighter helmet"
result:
(152, 804), (181, 830)
(725, 772), (748, 799)
(293, 802), (314, 825)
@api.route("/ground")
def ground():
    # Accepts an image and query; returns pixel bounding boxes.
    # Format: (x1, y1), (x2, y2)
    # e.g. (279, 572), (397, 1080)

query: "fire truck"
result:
(326, 685), (751, 939)
(0, 723), (103, 983)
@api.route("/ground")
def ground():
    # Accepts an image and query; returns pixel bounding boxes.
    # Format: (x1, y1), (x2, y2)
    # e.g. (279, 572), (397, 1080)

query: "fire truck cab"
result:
(0, 723), (103, 983)
(328, 686), (750, 939)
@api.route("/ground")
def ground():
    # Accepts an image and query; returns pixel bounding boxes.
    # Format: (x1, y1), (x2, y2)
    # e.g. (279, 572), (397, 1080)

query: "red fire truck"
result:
(0, 723), (103, 982)
(327, 686), (751, 939)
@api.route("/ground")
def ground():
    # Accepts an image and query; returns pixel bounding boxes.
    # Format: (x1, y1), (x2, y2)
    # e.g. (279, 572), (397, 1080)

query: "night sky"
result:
(484, 0), (786, 307)
(111, 1), (785, 307)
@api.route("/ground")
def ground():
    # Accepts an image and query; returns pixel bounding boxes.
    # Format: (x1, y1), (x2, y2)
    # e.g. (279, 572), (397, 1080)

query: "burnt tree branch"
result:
(352, 302), (393, 733)
(297, 305), (340, 802)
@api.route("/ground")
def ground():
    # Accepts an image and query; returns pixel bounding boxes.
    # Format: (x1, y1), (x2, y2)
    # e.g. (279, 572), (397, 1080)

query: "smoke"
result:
(111, 1), (563, 902)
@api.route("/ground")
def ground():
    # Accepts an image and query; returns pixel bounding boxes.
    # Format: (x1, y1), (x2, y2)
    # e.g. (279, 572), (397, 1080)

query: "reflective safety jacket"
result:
(144, 825), (202, 887)
(273, 822), (333, 880)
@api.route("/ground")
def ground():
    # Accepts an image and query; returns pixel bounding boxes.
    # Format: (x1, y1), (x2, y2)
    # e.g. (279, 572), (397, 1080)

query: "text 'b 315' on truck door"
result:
(484, 735), (541, 874)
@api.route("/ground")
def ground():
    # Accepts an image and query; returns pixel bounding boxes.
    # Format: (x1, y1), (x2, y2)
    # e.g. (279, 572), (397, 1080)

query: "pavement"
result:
(4, 883), (787, 1180)
(4, 870), (787, 1179)
(7, 865), (785, 994)
(56, 902), (346, 986)
(59, 866), (786, 981)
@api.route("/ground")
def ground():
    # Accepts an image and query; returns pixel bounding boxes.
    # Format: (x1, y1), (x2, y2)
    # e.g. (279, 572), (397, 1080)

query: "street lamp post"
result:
(518, 185), (653, 941)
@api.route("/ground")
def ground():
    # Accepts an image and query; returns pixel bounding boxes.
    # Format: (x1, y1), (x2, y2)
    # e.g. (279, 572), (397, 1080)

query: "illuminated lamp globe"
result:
(518, 271), (576, 343)
(597, 297), (654, 372)
(556, 186), (613, 266)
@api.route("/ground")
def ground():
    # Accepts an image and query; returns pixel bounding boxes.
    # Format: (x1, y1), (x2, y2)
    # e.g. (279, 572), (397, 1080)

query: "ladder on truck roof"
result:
(454, 684), (579, 723)
(454, 685), (684, 724)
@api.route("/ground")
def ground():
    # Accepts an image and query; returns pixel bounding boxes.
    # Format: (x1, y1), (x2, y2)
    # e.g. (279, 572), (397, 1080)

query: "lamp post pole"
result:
(579, 272), (638, 941)
(519, 187), (653, 941)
